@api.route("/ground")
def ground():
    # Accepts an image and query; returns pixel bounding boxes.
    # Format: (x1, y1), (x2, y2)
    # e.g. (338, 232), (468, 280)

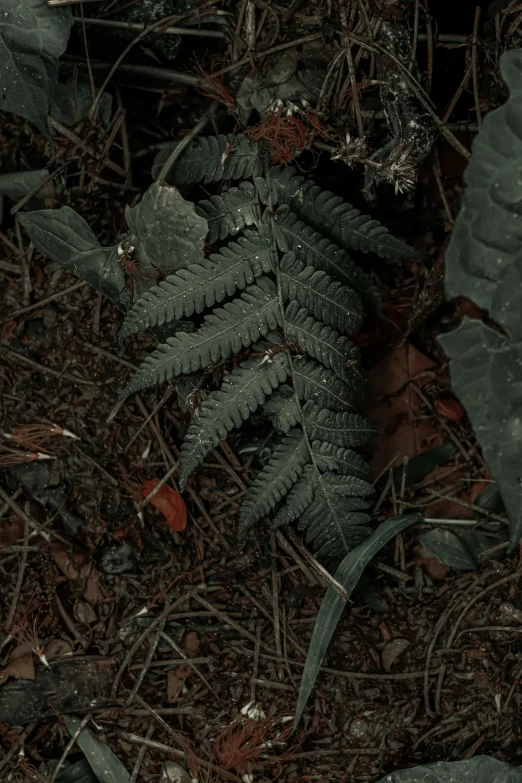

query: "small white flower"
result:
(240, 701), (266, 721)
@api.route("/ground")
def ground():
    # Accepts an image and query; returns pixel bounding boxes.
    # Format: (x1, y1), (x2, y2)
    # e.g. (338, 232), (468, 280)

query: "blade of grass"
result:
(294, 511), (423, 726)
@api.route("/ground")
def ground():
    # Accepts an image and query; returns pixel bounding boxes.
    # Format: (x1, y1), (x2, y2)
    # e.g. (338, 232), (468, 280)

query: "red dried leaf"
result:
(434, 395), (466, 422)
(142, 478), (187, 532)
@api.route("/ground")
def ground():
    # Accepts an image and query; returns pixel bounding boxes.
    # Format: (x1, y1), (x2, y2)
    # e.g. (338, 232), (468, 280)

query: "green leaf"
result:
(280, 253), (363, 334)
(439, 318), (522, 549)
(262, 386), (301, 433)
(445, 49), (522, 311)
(120, 278), (281, 399)
(257, 168), (418, 259)
(50, 77), (112, 128)
(376, 756), (522, 783)
(295, 511), (423, 726)
(238, 429), (310, 533)
(179, 352), (289, 488)
(0, 169), (49, 200)
(293, 357), (361, 412)
(18, 207), (128, 307)
(309, 441), (371, 480)
(301, 401), (376, 448)
(152, 133), (262, 184)
(119, 229), (273, 340)
(272, 211), (381, 314)
(0, 0), (73, 134)
(63, 716), (130, 783)
(196, 182), (260, 243)
(285, 303), (365, 391)
(125, 182), (207, 273)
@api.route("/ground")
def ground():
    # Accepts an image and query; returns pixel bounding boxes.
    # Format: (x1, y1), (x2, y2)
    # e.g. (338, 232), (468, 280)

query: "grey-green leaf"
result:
(0, 0), (73, 134)
(125, 181), (207, 273)
(377, 756), (522, 783)
(18, 207), (128, 307)
(119, 229), (273, 340)
(63, 716), (130, 783)
(179, 352), (289, 487)
(152, 133), (262, 184)
(196, 182), (260, 243)
(120, 278), (281, 399)
(295, 511), (423, 726)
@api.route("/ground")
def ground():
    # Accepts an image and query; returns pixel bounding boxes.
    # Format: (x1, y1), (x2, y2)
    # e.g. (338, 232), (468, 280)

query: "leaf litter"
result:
(0, 0), (521, 781)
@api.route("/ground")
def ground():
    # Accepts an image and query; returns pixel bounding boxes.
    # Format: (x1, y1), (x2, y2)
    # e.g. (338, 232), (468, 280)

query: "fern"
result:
(153, 133), (262, 184)
(119, 229), (273, 340)
(121, 278), (281, 398)
(118, 134), (418, 567)
(195, 182), (260, 243)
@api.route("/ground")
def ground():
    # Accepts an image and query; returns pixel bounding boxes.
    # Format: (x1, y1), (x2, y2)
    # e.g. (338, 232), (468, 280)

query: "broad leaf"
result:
(125, 182), (207, 273)
(50, 77), (112, 129)
(442, 49), (522, 549)
(63, 716), (130, 783)
(295, 511), (422, 726)
(0, 0), (73, 134)
(377, 756), (522, 783)
(19, 207), (128, 307)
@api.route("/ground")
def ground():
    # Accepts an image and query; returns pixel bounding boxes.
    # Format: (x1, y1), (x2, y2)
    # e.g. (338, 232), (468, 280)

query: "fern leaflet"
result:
(120, 278), (281, 398)
(179, 352), (289, 488)
(119, 229), (273, 339)
(153, 133), (262, 184)
(196, 182), (260, 243)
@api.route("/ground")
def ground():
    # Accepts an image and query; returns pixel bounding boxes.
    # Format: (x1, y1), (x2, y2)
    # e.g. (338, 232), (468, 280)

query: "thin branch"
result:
(157, 100), (220, 182)
(72, 16), (225, 38)
(472, 6), (482, 127)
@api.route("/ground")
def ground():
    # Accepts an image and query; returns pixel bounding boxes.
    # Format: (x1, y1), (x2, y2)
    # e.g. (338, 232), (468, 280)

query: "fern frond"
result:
(298, 491), (371, 563)
(153, 133), (262, 184)
(263, 386), (302, 433)
(280, 253), (363, 334)
(301, 401), (376, 448)
(120, 278), (281, 399)
(272, 212), (381, 314)
(271, 467), (315, 528)
(257, 169), (418, 259)
(293, 357), (361, 412)
(309, 441), (371, 480)
(285, 303), (366, 393)
(238, 429), (309, 533)
(196, 182), (260, 243)
(119, 229), (273, 339)
(179, 352), (289, 488)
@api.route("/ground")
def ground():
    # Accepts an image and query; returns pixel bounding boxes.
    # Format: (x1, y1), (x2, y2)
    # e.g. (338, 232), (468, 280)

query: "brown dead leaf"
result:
(49, 544), (89, 581)
(167, 667), (189, 703)
(0, 641), (35, 686)
(43, 639), (73, 662)
(0, 514), (25, 548)
(368, 342), (442, 476)
(83, 570), (104, 607)
(74, 601), (97, 625)
(415, 546), (451, 580)
(183, 632), (200, 655)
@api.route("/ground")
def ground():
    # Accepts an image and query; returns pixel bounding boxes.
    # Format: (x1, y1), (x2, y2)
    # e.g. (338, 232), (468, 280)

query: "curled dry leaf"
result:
(434, 395), (466, 422)
(142, 478), (187, 532)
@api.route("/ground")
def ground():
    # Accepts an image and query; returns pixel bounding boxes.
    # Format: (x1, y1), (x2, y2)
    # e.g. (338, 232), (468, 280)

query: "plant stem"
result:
(72, 16), (226, 38)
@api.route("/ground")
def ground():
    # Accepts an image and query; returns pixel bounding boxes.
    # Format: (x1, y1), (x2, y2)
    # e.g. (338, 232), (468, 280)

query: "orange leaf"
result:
(434, 395), (466, 422)
(142, 479), (187, 532)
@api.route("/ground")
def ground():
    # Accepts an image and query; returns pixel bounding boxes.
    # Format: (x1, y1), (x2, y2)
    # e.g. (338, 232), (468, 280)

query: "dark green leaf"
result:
(295, 512), (422, 726)
(125, 182), (207, 273)
(0, 0), (73, 134)
(50, 77), (112, 128)
(18, 207), (128, 307)
(63, 716), (130, 783)
(377, 756), (522, 783)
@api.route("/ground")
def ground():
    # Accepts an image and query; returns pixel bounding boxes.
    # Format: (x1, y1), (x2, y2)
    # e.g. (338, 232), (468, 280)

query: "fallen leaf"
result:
(434, 395), (466, 422)
(142, 478), (187, 532)
(74, 601), (97, 625)
(49, 544), (89, 581)
(167, 666), (189, 703)
(0, 642), (35, 686)
(183, 631), (200, 654)
(43, 639), (73, 662)
(368, 343), (442, 476)
(83, 570), (104, 606)
(415, 546), (451, 580)
(382, 638), (410, 672)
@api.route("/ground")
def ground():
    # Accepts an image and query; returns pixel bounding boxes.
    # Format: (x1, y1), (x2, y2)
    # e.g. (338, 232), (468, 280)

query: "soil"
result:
(1, 1), (522, 782)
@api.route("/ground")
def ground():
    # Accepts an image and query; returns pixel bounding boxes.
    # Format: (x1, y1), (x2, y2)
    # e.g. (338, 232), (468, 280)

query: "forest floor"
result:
(1, 1), (522, 781)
